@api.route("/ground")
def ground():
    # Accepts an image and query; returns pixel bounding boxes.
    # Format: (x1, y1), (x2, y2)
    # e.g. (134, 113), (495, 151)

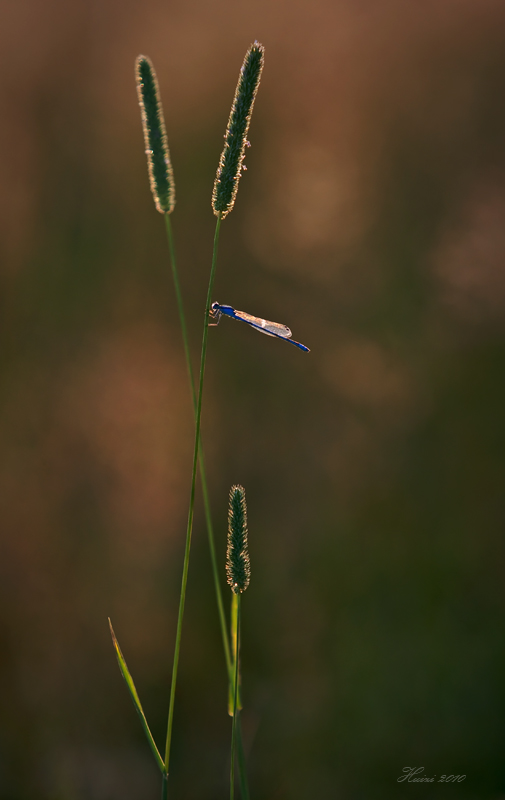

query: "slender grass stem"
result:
(229, 592), (238, 714)
(236, 723), (249, 800)
(164, 215), (232, 679)
(200, 455), (232, 675)
(164, 215), (249, 796)
(164, 213), (222, 778)
(230, 593), (249, 799)
(163, 215), (194, 396)
(230, 593), (241, 800)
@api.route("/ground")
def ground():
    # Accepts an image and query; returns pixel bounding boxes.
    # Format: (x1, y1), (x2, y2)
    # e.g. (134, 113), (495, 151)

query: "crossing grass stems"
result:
(110, 42), (265, 799)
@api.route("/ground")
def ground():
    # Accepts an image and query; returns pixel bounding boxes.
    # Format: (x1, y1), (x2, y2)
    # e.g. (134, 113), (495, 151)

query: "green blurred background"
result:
(0, 1), (504, 797)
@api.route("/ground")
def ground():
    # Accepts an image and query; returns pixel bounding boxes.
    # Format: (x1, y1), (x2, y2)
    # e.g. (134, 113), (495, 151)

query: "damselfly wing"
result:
(210, 303), (310, 352)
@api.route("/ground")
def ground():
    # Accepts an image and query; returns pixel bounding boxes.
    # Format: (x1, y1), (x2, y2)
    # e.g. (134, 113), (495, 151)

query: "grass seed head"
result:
(212, 42), (264, 219)
(135, 55), (175, 214)
(226, 485), (251, 593)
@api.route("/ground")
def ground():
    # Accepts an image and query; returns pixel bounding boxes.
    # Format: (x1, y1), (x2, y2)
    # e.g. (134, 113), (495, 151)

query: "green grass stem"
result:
(164, 204), (248, 798)
(230, 593), (249, 800)
(163, 213), (222, 779)
(236, 722), (249, 800)
(228, 593), (242, 715)
(164, 214), (232, 680)
(230, 593), (241, 800)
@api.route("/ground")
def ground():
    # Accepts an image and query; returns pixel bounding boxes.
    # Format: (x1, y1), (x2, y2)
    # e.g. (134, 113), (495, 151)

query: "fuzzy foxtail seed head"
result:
(135, 55), (175, 214)
(212, 42), (264, 219)
(226, 485), (251, 593)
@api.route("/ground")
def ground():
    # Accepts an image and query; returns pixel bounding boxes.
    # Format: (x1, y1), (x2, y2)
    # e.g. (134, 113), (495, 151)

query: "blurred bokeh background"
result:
(0, 0), (504, 797)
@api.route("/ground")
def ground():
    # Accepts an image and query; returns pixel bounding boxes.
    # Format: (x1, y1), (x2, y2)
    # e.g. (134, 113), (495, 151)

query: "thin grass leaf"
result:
(108, 619), (165, 774)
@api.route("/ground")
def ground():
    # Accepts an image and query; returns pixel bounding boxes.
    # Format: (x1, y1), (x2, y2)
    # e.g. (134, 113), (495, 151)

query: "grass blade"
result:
(164, 214), (232, 681)
(163, 213), (223, 774)
(108, 619), (165, 774)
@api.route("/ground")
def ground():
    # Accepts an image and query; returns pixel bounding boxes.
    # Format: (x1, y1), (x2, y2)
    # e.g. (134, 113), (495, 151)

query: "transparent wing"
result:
(234, 309), (292, 339)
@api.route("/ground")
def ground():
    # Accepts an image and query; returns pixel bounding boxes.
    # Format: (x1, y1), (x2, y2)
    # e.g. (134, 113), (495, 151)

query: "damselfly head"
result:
(209, 302), (222, 325)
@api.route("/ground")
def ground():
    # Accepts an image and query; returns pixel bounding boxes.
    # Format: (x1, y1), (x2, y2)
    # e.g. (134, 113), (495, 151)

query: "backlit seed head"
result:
(212, 42), (264, 219)
(135, 55), (175, 214)
(226, 485), (251, 593)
